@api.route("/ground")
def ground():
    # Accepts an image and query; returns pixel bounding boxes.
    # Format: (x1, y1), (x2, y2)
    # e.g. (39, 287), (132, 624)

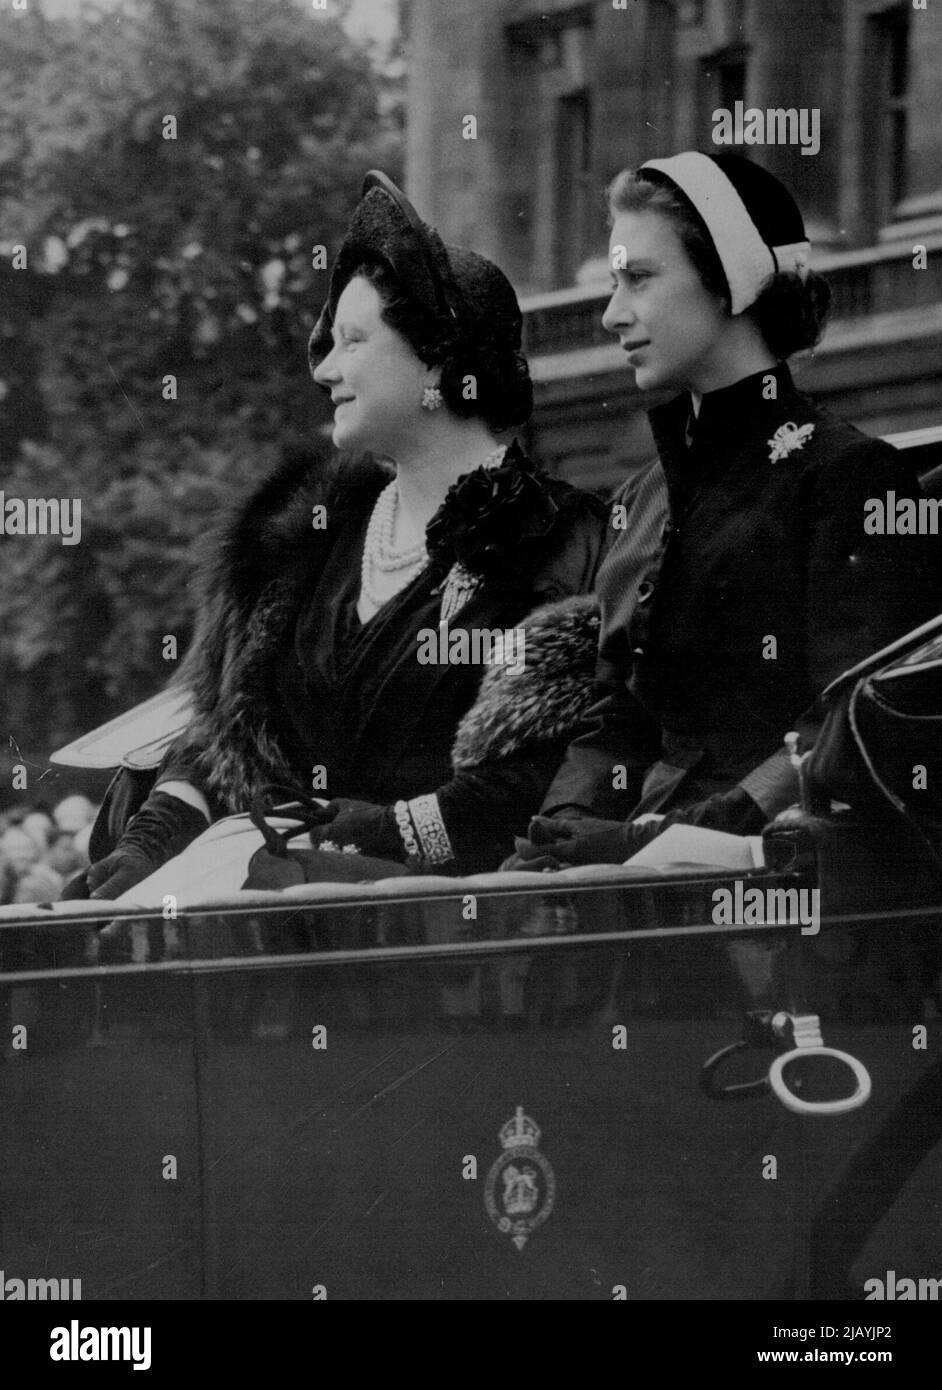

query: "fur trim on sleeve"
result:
(451, 595), (601, 770)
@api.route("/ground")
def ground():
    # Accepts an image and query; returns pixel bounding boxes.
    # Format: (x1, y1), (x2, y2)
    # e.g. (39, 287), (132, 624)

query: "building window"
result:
(863, 4), (910, 223)
(554, 89), (593, 284)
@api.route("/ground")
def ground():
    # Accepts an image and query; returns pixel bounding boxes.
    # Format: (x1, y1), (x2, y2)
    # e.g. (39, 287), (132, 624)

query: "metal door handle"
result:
(768, 1045), (872, 1115)
(701, 1011), (872, 1115)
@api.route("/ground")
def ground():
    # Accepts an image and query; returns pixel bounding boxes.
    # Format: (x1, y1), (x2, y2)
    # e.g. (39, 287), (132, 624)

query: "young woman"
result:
(510, 151), (938, 867)
(70, 172), (607, 898)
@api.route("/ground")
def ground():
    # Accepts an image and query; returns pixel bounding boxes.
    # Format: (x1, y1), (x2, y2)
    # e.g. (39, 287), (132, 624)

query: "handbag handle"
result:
(248, 783), (334, 857)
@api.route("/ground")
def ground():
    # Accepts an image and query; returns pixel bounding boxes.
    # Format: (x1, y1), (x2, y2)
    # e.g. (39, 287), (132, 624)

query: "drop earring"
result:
(421, 386), (444, 412)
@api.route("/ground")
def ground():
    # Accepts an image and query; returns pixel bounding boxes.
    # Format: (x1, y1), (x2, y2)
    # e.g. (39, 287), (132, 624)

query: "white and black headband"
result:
(639, 151), (811, 315)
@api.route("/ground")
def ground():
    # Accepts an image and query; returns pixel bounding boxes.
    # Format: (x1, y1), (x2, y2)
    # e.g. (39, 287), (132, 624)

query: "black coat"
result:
(127, 446), (611, 873)
(543, 363), (941, 821)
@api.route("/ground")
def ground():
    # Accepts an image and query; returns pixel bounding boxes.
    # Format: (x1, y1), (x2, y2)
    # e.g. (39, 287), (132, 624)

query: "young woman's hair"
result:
(348, 260), (533, 432)
(607, 169), (831, 360)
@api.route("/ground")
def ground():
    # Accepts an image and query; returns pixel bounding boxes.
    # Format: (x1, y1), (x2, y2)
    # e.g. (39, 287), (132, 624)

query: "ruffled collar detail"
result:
(425, 440), (568, 589)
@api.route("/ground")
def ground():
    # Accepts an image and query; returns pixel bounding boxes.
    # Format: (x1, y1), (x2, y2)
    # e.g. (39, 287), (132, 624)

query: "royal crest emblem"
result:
(484, 1106), (556, 1250)
(768, 420), (815, 463)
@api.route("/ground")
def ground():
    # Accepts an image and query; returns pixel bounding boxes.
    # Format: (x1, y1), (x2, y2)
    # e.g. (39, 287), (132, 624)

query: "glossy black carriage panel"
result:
(0, 915), (203, 1299)
(1, 869), (940, 1301)
(183, 878), (942, 1300)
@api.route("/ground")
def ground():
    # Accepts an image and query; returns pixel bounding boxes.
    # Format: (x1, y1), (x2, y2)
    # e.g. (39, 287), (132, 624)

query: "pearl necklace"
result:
(359, 481), (428, 617)
(372, 481), (428, 570)
(359, 445), (508, 621)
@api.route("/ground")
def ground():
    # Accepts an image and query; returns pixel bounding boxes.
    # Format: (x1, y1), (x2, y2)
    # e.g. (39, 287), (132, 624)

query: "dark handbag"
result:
(243, 784), (411, 889)
(803, 612), (942, 868)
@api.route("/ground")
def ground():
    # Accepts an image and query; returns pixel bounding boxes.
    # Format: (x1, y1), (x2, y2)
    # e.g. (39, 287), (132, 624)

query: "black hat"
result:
(639, 152), (810, 314)
(308, 171), (524, 374)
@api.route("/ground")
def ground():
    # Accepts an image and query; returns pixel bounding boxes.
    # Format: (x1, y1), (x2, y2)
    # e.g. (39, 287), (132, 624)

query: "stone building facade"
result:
(403, 0), (942, 488)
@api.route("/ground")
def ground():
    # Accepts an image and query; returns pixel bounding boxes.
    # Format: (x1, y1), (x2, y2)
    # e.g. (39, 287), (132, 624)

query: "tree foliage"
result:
(0, 0), (402, 800)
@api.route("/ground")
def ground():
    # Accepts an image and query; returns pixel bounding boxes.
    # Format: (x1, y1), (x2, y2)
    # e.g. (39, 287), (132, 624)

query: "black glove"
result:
(61, 868), (92, 900)
(503, 816), (632, 870)
(86, 792), (210, 900)
(308, 799), (404, 861)
(502, 788), (766, 871)
(657, 786), (766, 837)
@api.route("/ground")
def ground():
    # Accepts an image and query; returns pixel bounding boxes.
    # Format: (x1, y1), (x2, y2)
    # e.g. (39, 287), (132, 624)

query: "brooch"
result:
(768, 421), (815, 463)
(439, 560), (482, 622)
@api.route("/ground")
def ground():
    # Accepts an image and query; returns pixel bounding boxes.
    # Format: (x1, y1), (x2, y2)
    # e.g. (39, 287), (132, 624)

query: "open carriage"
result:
(1, 428), (940, 1302)
(1, 827), (941, 1302)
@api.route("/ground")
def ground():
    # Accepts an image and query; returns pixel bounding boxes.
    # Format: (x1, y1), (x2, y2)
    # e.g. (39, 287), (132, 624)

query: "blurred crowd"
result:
(0, 797), (97, 905)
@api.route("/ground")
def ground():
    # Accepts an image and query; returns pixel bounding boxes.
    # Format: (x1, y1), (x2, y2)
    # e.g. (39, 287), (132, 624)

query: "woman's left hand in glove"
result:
(504, 815), (639, 870)
(308, 799), (403, 860)
(658, 785), (766, 837)
(503, 787), (766, 871)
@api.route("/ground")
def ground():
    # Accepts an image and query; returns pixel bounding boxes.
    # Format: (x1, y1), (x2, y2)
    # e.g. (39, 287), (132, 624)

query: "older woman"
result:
(511, 151), (938, 867)
(66, 173), (607, 898)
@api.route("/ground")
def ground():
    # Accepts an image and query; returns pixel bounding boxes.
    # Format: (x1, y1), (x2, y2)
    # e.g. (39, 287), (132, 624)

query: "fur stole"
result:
(173, 454), (385, 811)
(451, 595), (601, 769)
(171, 454), (603, 811)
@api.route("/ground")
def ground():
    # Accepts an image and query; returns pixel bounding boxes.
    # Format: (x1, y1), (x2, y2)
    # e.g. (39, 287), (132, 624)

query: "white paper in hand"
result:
(625, 824), (765, 871)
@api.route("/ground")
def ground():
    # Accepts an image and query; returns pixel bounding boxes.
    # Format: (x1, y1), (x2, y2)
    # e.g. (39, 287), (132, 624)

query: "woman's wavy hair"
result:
(607, 169), (831, 360)
(348, 260), (533, 432)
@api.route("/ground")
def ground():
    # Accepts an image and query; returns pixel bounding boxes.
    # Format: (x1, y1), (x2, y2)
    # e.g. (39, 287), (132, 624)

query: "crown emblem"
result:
(485, 1106), (556, 1251)
(499, 1106), (540, 1152)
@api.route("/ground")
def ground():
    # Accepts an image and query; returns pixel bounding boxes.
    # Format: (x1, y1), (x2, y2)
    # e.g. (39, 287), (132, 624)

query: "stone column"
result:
(594, 0), (655, 184)
(897, 0), (942, 224)
(743, 0), (845, 238)
(404, 0), (508, 264)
